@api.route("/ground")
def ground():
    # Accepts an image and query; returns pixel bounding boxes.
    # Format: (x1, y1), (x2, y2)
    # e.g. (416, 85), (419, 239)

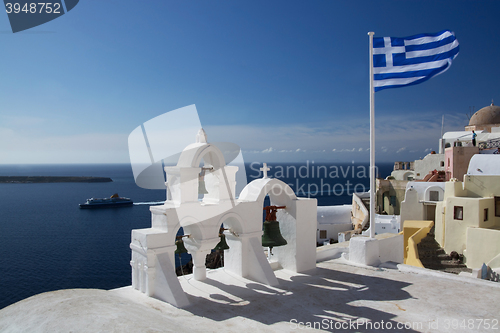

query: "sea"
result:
(0, 162), (393, 309)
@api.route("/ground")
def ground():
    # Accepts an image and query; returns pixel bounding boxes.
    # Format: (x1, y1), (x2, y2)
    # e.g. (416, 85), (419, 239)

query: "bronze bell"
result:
(198, 179), (208, 194)
(198, 168), (209, 195)
(262, 220), (287, 249)
(214, 233), (230, 251)
(175, 239), (188, 254)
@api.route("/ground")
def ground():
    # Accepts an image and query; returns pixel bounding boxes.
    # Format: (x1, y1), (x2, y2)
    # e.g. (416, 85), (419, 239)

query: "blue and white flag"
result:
(373, 30), (459, 92)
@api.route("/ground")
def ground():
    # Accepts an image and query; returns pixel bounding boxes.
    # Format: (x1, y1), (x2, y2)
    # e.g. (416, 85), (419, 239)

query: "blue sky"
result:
(1, 0), (499, 164)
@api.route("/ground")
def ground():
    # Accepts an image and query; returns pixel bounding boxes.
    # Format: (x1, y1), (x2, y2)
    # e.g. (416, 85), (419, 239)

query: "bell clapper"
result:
(268, 246), (274, 260)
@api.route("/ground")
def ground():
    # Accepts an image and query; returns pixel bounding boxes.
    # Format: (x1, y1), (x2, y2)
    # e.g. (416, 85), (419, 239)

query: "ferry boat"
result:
(79, 193), (133, 209)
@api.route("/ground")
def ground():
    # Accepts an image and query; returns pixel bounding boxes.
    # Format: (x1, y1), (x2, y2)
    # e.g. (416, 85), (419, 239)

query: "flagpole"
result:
(368, 31), (375, 239)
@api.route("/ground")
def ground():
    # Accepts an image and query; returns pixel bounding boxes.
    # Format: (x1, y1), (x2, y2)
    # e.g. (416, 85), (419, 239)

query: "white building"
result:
(316, 205), (352, 243)
(391, 152), (444, 181)
(400, 182), (445, 229)
(467, 154), (500, 175)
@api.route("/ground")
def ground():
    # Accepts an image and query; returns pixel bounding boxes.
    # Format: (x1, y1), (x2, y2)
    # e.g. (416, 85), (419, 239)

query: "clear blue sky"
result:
(1, 0), (499, 164)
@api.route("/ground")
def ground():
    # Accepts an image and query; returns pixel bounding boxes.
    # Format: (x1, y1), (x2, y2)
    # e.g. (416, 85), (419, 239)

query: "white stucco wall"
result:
(374, 215), (400, 234)
(405, 182), (445, 202)
(436, 176), (500, 260)
(317, 205), (351, 225)
(316, 205), (353, 242)
(434, 200), (445, 246)
(441, 197), (492, 254)
(390, 170), (415, 181)
(463, 175), (500, 198)
(413, 153), (444, 179)
(377, 233), (404, 264)
(400, 187), (422, 231)
(467, 155), (500, 176)
(348, 233), (404, 266)
(318, 224), (353, 243)
(400, 182), (444, 229)
(465, 227), (500, 269)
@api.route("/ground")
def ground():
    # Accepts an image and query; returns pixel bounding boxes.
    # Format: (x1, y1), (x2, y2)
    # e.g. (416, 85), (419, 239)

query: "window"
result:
(441, 161), (445, 167)
(319, 230), (327, 239)
(495, 197), (500, 217)
(454, 206), (463, 220)
(429, 191), (439, 202)
(484, 208), (489, 222)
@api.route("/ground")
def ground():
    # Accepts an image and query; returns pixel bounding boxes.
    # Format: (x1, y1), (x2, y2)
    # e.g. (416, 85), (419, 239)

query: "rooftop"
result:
(1, 256), (499, 333)
(469, 102), (500, 126)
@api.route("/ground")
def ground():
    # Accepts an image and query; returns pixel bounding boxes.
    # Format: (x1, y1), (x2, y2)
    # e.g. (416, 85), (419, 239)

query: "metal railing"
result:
(479, 137), (500, 150)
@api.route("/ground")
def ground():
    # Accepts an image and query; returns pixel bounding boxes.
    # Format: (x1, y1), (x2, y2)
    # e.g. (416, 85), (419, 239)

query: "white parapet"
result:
(130, 228), (189, 308)
(348, 233), (404, 267)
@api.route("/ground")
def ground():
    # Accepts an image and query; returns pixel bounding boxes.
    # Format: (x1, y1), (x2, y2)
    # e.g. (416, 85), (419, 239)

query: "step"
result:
(438, 260), (467, 268)
(419, 237), (438, 244)
(436, 253), (452, 260)
(420, 261), (467, 270)
(418, 242), (442, 248)
(442, 267), (473, 275)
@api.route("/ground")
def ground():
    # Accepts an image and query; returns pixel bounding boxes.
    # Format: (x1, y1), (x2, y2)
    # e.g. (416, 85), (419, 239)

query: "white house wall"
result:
(317, 205), (353, 242)
(413, 153), (444, 179)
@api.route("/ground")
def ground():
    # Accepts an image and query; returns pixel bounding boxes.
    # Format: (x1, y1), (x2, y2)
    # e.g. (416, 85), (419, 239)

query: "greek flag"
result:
(373, 30), (459, 92)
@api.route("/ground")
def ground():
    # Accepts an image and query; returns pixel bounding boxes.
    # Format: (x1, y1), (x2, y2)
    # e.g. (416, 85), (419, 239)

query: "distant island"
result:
(0, 176), (113, 183)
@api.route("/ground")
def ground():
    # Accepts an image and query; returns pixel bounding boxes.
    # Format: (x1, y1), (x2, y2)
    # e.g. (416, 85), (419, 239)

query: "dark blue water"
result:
(0, 162), (392, 309)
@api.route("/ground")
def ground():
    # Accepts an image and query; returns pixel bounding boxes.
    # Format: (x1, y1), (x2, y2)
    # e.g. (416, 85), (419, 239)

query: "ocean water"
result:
(0, 162), (393, 309)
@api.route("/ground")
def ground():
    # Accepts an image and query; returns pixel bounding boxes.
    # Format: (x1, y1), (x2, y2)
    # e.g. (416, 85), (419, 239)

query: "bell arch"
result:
(166, 142), (237, 205)
(239, 178), (297, 210)
(217, 210), (279, 286)
(177, 143), (226, 169)
(218, 211), (245, 235)
(238, 178), (316, 273)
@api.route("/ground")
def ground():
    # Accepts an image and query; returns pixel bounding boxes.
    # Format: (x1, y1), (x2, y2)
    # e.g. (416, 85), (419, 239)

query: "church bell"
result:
(175, 239), (188, 254)
(198, 180), (208, 194)
(262, 205), (287, 250)
(214, 233), (230, 251)
(198, 169), (209, 194)
(261, 220), (287, 249)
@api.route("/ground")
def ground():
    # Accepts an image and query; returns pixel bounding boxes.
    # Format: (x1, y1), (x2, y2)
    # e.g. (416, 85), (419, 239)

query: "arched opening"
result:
(257, 182), (298, 260)
(403, 171), (414, 181)
(174, 226), (192, 276)
(261, 194), (285, 259)
(215, 213), (246, 269)
(192, 146), (226, 204)
(197, 157), (220, 203)
(424, 186), (444, 202)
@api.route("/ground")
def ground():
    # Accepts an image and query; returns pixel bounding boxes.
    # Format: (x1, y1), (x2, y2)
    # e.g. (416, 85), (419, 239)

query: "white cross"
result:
(373, 37), (405, 68)
(260, 163), (270, 179)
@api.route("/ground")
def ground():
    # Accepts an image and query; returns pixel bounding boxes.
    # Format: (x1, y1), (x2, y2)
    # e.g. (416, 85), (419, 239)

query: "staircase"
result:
(417, 227), (471, 274)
